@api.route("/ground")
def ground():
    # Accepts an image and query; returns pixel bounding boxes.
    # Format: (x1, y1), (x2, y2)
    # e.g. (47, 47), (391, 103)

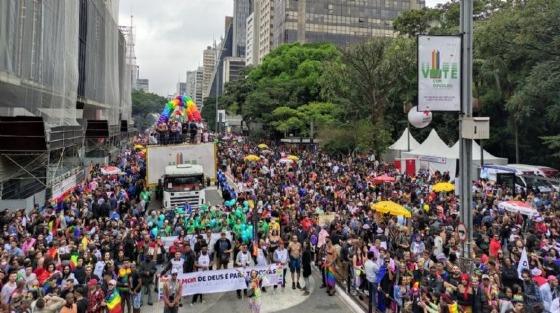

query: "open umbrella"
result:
(370, 201), (411, 218)
(100, 166), (122, 175)
(432, 182), (455, 192)
(498, 200), (538, 217)
(244, 154), (260, 162)
(258, 143), (269, 149)
(287, 155), (299, 161)
(278, 157), (294, 164)
(370, 174), (396, 184)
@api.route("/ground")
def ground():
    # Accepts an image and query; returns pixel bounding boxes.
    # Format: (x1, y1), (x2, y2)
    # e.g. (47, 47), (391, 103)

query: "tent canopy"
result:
(450, 140), (508, 163)
(388, 128), (421, 151)
(402, 129), (453, 159)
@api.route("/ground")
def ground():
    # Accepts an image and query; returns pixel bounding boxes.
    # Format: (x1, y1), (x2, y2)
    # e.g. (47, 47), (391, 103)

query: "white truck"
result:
(162, 164), (206, 209)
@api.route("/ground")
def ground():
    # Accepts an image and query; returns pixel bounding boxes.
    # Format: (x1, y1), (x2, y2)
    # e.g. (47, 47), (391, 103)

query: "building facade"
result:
(195, 67), (204, 106)
(245, 13), (256, 66)
(0, 0), (134, 209)
(223, 57), (247, 85)
(272, 0), (424, 49)
(186, 70), (197, 98)
(135, 79), (150, 92)
(202, 46), (216, 99)
(176, 82), (187, 96)
(233, 0), (251, 57)
(257, 0), (274, 64)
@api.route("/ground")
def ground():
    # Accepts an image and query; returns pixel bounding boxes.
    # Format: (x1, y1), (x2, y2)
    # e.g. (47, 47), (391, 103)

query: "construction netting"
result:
(82, 0), (121, 127)
(0, 0), (79, 129)
(118, 32), (132, 124)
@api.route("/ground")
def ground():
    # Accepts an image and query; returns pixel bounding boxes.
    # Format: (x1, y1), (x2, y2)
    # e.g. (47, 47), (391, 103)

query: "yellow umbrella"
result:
(244, 154), (261, 162)
(432, 182), (455, 193)
(370, 201), (411, 218)
(258, 143), (269, 149)
(287, 155), (299, 161)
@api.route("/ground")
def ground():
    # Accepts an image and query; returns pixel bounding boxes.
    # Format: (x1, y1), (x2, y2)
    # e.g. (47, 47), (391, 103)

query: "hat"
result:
(548, 275), (558, 281)
(481, 274), (490, 280)
(532, 268), (542, 276)
(87, 279), (97, 286)
(376, 228), (384, 234)
(108, 279), (117, 286)
(171, 269), (179, 275)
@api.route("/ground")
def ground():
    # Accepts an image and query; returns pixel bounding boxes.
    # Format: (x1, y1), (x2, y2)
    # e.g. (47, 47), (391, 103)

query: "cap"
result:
(108, 279), (117, 286)
(87, 279), (97, 286)
(548, 275), (558, 281)
(171, 269), (179, 275)
(481, 274), (490, 280)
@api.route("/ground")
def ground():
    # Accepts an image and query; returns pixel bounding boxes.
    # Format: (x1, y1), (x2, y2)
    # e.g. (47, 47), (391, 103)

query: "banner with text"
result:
(418, 35), (462, 111)
(157, 265), (283, 298)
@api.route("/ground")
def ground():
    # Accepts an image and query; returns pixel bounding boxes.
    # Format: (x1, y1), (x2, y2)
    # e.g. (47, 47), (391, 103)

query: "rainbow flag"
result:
(106, 289), (122, 313)
(69, 254), (79, 270)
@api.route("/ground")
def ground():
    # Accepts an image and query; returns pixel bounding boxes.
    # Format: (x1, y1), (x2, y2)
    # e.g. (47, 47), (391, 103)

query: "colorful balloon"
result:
(157, 95), (202, 124)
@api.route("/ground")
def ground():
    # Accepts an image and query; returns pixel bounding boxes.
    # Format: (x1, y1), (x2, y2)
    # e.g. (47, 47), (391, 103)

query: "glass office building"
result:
(273, 0), (424, 48)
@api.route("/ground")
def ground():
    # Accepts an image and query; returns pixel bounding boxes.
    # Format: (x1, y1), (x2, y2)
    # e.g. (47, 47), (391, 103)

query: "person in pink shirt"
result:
(489, 233), (502, 258)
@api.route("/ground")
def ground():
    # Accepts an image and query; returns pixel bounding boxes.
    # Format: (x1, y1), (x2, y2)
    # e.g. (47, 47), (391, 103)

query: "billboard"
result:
(418, 35), (462, 111)
(146, 143), (217, 185)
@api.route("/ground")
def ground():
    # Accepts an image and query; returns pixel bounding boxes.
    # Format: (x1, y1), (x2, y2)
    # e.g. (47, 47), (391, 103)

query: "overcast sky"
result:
(119, 0), (445, 96)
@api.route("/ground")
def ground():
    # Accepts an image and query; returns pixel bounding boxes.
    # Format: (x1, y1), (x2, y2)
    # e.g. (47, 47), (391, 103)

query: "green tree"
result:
(131, 90), (167, 130)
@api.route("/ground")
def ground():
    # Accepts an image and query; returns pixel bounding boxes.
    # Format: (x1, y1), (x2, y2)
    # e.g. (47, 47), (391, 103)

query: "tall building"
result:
(202, 46), (216, 99)
(223, 57), (246, 85)
(136, 79), (150, 92)
(272, 0), (425, 49)
(176, 82), (187, 96)
(233, 0), (251, 57)
(195, 67), (204, 106)
(0, 0), (133, 210)
(257, 0), (274, 64)
(245, 13), (256, 65)
(186, 70), (197, 97)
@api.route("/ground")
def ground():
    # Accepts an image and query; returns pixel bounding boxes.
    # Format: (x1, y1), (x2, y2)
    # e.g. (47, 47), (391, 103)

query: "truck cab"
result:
(162, 164), (206, 209)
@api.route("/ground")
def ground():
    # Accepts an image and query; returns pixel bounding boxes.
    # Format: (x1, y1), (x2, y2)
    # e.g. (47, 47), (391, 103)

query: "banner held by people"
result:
(157, 265), (283, 298)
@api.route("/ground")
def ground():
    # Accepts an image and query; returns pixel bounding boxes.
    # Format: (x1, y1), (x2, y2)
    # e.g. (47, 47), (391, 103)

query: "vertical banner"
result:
(418, 35), (462, 111)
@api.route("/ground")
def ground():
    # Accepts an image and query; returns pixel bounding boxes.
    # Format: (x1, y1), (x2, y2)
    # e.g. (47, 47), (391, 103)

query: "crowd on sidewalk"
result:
(0, 133), (559, 313)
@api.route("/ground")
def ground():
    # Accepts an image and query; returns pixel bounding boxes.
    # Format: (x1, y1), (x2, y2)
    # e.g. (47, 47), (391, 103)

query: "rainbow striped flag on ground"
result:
(106, 289), (122, 313)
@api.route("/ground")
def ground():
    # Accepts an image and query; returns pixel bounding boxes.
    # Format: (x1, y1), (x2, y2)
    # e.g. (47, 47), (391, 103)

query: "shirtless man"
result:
(288, 235), (302, 289)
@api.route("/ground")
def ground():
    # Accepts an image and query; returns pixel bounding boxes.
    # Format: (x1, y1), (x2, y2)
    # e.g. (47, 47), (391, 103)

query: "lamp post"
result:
(459, 0), (474, 260)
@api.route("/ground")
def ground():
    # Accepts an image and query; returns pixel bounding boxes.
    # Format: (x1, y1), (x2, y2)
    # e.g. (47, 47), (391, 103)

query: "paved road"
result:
(141, 270), (354, 313)
(143, 188), (357, 313)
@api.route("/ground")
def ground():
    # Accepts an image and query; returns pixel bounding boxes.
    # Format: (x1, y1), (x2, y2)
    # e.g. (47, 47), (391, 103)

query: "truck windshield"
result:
(164, 175), (204, 191)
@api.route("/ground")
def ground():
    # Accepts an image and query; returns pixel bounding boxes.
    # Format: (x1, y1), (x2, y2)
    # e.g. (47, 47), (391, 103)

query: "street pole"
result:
(459, 0), (474, 260)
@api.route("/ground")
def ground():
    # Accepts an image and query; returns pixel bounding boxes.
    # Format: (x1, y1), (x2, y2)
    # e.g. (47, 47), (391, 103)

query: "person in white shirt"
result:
(192, 246), (211, 305)
(273, 241), (288, 288)
(363, 252), (380, 313)
(236, 243), (254, 299)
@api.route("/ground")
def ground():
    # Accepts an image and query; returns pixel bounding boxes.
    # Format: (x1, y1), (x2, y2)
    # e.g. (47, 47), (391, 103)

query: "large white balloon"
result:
(408, 106), (432, 128)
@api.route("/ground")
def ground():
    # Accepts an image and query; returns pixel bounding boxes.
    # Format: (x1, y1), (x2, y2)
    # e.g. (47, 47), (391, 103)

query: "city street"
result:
(145, 189), (358, 313)
(142, 271), (355, 313)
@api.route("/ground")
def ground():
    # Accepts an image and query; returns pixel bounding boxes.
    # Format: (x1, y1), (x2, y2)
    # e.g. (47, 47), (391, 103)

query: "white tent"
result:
(402, 129), (456, 176)
(402, 129), (454, 159)
(449, 140), (508, 164)
(388, 128), (420, 151)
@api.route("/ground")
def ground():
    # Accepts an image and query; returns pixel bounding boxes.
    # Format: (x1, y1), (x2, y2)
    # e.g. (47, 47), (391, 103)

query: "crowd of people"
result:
(149, 121), (208, 145)
(218, 135), (560, 313)
(0, 132), (559, 313)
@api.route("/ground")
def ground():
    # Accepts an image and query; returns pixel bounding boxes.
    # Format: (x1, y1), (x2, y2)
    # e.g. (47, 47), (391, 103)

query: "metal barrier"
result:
(333, 260), (403, 313)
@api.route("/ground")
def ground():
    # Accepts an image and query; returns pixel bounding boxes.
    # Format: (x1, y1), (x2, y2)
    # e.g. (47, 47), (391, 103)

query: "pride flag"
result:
(106, 290), (122, 313)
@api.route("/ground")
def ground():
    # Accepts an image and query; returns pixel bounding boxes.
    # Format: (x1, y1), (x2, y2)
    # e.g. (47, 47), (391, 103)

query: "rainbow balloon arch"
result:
(157, 95), (202, 124)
